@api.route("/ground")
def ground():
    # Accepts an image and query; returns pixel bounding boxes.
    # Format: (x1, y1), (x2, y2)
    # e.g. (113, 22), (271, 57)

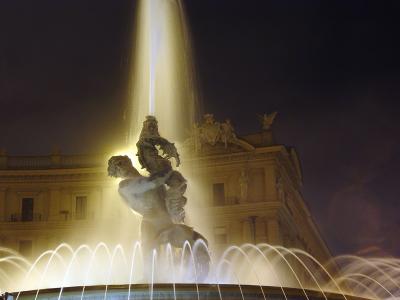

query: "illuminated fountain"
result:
(1, 0), (400, 299)
(2, 243), (400, 300)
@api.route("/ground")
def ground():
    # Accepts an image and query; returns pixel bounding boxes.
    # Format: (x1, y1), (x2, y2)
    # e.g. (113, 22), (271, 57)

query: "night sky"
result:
(1, 0), (399, 257)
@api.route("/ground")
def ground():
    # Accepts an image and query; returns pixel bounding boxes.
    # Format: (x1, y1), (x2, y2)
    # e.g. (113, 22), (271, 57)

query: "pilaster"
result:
(264, 165), (277, 201)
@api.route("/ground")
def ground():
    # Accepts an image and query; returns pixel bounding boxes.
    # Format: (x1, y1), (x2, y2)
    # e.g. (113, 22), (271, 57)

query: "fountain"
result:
(1, 242), (400, 300)
(1, 0), (399, 299)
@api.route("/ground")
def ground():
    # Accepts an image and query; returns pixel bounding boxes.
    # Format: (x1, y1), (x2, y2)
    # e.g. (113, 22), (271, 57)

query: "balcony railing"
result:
(9, 213), (45, 222)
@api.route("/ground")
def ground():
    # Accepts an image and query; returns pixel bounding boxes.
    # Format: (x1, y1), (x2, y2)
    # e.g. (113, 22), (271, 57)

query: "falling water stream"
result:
(2, 242), (400, 300)
(129, 0), (197, 142)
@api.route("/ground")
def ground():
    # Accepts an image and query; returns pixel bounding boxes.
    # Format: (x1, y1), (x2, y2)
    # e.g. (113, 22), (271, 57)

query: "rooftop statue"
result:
(259, 112), (278, 131)
(200, 114), (221, 146)
(108, 116), (209, 280)
(190, 114), (244, 152)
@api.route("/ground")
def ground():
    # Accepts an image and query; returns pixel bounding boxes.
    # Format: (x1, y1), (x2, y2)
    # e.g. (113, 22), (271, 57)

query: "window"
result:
(213, 183), (225, 206)
(19, 240), (32, 257)
(75, 196), (87, 220)
(21, 198), (34, 221)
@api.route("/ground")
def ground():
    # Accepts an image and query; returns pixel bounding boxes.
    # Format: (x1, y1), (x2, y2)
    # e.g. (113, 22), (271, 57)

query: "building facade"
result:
(181, 114), (331, 263)
(0, 116), (331, 263)
(0, 152), (139, 258)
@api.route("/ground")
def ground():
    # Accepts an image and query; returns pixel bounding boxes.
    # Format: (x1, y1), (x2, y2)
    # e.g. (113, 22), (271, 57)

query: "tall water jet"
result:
(129, 0), (198, 142)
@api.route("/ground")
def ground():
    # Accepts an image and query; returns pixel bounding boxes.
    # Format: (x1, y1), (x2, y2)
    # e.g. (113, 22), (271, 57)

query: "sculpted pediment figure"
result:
(185, 114), (254, 153)
(221, 119), (238, 148)
(200, 114), (220, 146)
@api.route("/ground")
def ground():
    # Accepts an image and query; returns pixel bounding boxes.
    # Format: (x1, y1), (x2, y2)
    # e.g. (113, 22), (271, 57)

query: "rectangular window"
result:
(213, 183), (225, 206)
(19, 240), (32, 257)
(21, 198), (34, 222)
(75, 196), (87, 220)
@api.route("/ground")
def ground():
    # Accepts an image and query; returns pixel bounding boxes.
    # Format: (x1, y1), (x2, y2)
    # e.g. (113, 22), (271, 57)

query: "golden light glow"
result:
(129, 0), (197, 142)
(111, 143), (145, 176)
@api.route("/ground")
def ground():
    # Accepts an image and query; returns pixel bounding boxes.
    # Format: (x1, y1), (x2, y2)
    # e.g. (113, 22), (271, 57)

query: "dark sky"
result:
(1, 0), (399, 257)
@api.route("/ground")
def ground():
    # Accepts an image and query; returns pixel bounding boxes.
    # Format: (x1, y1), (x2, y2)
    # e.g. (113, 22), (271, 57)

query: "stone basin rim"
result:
(12, 283), (369, 300)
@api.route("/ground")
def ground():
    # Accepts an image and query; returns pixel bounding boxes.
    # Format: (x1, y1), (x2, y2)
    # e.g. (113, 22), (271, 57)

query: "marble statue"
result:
(189, 114), (244, 151)
(200, 114), (220, 146)
(221, 119), (238, 148)
(136, 115), (188, 222)
(107, 116), (209, 279)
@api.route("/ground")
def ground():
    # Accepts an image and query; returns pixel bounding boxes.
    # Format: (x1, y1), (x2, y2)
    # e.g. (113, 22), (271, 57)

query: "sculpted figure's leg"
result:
(165, 171), (187, 223)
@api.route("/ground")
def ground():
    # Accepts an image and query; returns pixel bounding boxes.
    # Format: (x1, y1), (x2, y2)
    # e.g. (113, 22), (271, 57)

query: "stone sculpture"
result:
(259, 112), (278, 131)
(190, 114), (242, 151)
(201, 114), (221, 146)
(221, 119), (237, 148)
(107, 116), (209, 280)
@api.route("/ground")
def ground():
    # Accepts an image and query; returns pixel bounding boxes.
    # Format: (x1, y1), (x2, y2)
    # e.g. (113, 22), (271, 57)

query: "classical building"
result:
(0, 114), (331, 263)
(181, 114), (331, 263)
(0, 152), (140, 258)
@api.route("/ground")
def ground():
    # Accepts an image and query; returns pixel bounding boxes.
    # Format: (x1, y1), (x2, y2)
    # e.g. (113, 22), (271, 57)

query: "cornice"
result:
(0, 220), (101, 232)
(0, 168), (113, 184)
(0, 167), (105, 176)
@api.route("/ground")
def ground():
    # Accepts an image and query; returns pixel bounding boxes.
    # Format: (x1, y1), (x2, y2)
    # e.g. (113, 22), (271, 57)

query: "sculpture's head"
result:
(140, 115), (160, 137)
(108, 155), (140, 178)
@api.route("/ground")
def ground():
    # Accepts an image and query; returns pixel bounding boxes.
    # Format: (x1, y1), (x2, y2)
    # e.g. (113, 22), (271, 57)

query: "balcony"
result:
(8, 213), (46, 222)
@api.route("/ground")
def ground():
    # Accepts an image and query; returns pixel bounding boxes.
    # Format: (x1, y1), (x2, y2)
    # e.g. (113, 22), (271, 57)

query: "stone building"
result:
(0, 152), (139, 258)
(0, 115), (331, 263)
(181, 114), (331, 263)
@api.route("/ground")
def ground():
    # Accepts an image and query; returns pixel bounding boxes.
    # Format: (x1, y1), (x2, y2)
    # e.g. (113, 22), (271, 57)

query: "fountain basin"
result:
(11, 284), (368, 300)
